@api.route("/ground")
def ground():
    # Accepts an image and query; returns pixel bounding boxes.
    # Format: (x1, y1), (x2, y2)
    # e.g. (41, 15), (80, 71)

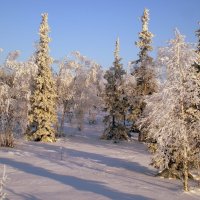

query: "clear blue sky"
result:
(0, 0), (199, 68)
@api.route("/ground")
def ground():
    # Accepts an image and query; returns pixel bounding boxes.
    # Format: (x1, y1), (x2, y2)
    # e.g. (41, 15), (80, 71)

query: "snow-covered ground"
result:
(0, 115), (200, 200)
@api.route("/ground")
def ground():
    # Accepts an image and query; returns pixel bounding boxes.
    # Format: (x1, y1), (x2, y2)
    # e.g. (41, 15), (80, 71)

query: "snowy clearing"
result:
(0, 120), (200, 200)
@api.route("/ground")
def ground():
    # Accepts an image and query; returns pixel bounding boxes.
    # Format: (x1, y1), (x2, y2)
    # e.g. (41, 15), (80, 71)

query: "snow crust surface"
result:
(0, 117), (199, 200)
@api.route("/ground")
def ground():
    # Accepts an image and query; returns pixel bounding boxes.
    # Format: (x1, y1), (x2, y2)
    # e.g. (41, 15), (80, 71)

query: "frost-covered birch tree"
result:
(0, 51), (19, 147)
(5, 52), (37, 135)
(130, 8), (157, 141)
(102, 38), (129, 141)
(27, 13), (57, 142)
(56, 52), (103, 134)
(0, 70), (14, 147)
(71, 52), (103, 131)
(0, 50), (37, 146)
(138, 30), (200, 191)
(56, 57), (76, 136)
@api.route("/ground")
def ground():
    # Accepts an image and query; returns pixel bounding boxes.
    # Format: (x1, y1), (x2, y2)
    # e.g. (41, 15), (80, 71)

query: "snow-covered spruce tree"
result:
(138, 30), (199, 191)
(102, 38), (129, 141)
(130, 8), (157, 141)
(27, 13), (57, 142)
(135, 8), (154, 65)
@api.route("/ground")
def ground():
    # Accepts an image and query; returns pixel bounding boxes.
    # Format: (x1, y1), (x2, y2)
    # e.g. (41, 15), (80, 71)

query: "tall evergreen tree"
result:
(135, 8), (153, 64)
(102, 38), (129, 141)
(130, 8), (157, 141)
(27, 13), (57, 142)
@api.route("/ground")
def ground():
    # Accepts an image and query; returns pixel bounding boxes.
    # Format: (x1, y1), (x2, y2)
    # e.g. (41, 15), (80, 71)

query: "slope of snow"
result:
(0, 116), (200, 200)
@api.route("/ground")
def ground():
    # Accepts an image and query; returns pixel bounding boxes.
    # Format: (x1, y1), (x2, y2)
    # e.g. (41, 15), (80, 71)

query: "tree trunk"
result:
(183, 147), (189, 192)
(112, 115), (115, 127)
(59, 103), (67, 137)
(123, 114), (126, 126)
(138, 132), (144, 142)
(138, 132), (142, 142)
